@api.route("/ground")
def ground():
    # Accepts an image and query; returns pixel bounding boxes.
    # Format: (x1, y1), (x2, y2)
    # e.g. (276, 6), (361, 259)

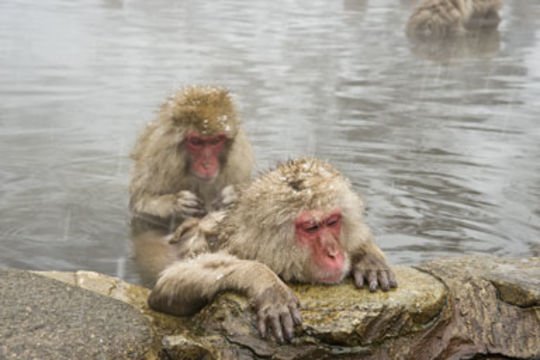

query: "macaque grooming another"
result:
(149, 158), (397, 342)
(406, 0), (503, 39)
(129, 85), (253, 231)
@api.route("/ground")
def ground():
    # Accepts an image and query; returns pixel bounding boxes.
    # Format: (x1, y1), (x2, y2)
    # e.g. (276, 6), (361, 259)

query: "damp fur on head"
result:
(162, 85), (240, 137)
(232, 157), (357, 232)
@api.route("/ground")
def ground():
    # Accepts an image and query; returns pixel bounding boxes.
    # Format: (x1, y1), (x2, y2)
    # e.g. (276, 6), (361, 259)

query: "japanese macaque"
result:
(129, 85), (253, 232)
(406, 0), (503, 39)
(148, 158), (397, 342)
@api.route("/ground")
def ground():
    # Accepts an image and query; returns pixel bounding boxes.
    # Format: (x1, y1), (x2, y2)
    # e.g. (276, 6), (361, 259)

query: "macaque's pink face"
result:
(185, 132), (227, 181)
(295, 208), (348, 284)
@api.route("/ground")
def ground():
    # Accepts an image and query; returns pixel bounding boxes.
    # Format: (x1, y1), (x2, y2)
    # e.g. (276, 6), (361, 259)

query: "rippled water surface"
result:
(1, 0), (539, 284)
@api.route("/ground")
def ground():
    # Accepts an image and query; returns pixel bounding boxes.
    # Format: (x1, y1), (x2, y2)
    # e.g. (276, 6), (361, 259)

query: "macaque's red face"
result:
(295, 209), (348, 284)
(185, 132), (227, 181)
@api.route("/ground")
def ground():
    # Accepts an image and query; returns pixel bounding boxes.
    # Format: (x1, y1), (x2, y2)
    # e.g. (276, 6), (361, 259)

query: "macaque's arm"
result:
(130, 190), (206, 220)
(148, 252), (302, 342)
(352, 240), (398, 292)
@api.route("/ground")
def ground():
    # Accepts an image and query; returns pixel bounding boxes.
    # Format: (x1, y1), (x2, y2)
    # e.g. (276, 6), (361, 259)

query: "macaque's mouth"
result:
(314, 257), (350, 284)
(317, 270), (346, 284)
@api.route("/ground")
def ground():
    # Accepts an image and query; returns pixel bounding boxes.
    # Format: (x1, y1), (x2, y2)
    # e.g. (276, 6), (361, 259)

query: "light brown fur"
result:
(406, 0), (503, 38)
(129, 85), (253, 231)
(148, 158), (395, 342)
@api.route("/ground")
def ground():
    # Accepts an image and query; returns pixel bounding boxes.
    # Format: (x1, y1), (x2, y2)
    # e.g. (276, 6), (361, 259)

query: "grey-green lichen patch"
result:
(293, 266), (446, 346)
(1, 270), (159, 360)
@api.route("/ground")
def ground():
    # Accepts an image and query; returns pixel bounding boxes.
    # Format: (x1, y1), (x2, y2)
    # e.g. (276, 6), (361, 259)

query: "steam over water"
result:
(1, 0), (539, 284)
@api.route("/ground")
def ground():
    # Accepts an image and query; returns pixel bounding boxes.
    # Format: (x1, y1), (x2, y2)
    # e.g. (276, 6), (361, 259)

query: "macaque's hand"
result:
(353, 253), (398, 292)
(211, 185), (237, 211)
(175, 190), (206, 218)
(253, 284), (303, 343)
(168, 217), (210, 258)
(169, 217), (201, 244)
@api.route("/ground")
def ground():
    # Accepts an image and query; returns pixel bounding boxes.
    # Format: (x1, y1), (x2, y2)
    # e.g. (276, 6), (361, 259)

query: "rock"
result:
(415, 256), (540, 360)
(479, 258), (540, 307)
(0, 270), (160, 360)
(2, 256), (538, 360)
(38, 270), (151, 313)
(37, 270), (194, 337)
(161, 334), (213, 360)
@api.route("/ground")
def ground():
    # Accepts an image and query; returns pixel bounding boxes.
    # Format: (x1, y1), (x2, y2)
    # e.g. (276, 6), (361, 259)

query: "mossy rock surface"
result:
(181, 266), (446, 359)
(296, 267), (445, 342)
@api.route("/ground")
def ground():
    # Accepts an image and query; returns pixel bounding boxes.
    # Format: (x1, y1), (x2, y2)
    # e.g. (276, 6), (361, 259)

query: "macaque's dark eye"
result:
(188, 137), (204, 146)
(326, 215), (341, 227)
(303, 223), (319, 233)
(208, 136), (225, 145)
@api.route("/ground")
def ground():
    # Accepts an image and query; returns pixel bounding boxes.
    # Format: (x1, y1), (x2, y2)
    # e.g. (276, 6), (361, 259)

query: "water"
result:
(1, 0), (539, 285)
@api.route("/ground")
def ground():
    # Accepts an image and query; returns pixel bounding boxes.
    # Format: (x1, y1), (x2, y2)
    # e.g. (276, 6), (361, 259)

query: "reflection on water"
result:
(1, 0), (539, 284)
(407, 27), (501, 62)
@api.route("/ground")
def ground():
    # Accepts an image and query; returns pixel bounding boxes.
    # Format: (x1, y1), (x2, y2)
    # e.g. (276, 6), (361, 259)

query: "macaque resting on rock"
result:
(148, 158), (397, 342)
(129, 85), (253, 232)
(406, 0), (503, 39)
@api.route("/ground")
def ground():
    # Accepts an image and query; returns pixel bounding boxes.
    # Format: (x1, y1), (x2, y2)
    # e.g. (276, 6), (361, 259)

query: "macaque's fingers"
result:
(254, 284), (301, 342)
(368, 270), (378, 292)
(180, 206), (207, 218)
(257, 311), (267, 338)
(378, 270), (390, 291)
(178, 198), (202, 209)
(280, 311), (294, 341)
(177, 196), (204, 210)
(388, 269), (398, 288)
(289, 305), (303, 326)
(353, 269), (365, 289)
(176, 193), (206, 217)
(269, 314), (284, 343)
(177, 190), (202, 203)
